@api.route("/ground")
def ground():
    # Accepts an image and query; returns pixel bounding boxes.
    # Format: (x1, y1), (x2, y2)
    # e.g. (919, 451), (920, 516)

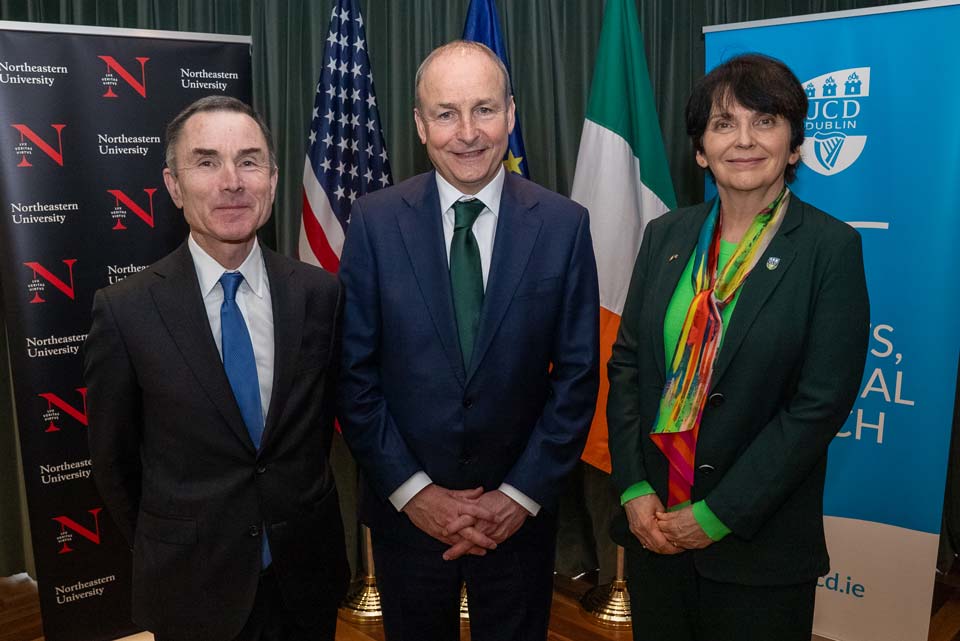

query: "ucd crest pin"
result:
(766, 257), (781, 271)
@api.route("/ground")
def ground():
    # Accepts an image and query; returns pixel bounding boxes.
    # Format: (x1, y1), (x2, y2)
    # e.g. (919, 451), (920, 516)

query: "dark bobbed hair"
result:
(164, 95), (276, 173)
(685, 53), (807, 183)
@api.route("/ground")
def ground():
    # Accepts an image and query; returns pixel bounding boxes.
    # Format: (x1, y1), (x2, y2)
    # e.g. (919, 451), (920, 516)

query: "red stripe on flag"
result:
(301, 190), (341, 273)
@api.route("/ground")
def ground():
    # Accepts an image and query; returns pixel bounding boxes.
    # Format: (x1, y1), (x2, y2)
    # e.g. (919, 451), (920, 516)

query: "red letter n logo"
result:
(23, 259), (77, 303)
(53, 508), (103, 554)
(107, 188), (157, 229)
(98, 56), (149, 98)
(39, 388), (88, 432)
(11, 124), (66, 167)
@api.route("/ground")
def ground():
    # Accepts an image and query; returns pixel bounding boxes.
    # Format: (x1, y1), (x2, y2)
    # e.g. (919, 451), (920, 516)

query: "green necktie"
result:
(450, 198), (486, 368)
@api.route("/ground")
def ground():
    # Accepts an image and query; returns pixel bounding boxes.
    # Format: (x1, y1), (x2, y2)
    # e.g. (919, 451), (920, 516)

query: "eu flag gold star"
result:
(502, 150), (524, 175)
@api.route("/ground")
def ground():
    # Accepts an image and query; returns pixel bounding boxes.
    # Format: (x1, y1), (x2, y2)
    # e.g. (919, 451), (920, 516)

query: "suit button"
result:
(708, 393), (725, 407)
(256, 465), (267, 474)
(698, 464), (715, 475)
(463, 398), (473, 409)
(248, 525), (261, 537)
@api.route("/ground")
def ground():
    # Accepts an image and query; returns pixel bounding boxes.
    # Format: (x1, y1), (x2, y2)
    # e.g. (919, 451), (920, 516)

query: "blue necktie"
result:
(219, 272), (271, 567)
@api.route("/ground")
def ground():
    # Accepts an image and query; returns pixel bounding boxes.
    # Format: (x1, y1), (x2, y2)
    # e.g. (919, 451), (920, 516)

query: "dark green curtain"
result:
(1, 0), (926, 578)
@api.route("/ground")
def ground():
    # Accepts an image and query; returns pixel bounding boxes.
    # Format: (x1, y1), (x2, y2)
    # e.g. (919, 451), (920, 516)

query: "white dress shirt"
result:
(188, 235), (274, 424)
(388, 168), (540, 517)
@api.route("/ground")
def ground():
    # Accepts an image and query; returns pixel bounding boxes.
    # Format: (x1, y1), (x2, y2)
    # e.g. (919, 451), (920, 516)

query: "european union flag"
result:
(462, 0), (529, 178)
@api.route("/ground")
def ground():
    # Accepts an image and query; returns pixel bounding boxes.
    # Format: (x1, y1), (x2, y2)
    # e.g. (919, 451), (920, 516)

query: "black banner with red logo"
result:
(0, 22), (251, 641)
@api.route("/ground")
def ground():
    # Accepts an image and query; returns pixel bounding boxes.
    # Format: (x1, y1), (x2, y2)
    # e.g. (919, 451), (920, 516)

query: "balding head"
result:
(414, 40), (511, 111)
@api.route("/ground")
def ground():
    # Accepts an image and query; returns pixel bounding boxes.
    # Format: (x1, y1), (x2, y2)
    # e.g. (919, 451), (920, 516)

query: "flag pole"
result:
(580, 545), (631, 628)
(338, 524), (383, 623)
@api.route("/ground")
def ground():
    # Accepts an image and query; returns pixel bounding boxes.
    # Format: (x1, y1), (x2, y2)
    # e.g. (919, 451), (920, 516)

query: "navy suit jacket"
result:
(338, 171), (600, 550)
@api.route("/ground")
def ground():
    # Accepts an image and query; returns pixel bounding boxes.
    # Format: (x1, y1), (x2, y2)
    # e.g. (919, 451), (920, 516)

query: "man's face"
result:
(414, 48), (515, 195)
(162, 110), (277, 258)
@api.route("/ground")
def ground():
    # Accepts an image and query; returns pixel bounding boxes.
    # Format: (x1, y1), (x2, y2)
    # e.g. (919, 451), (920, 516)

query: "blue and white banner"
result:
(705, 2), (960, 640)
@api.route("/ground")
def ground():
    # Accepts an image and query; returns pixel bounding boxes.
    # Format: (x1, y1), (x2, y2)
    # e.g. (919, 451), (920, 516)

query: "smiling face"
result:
(413, 47), (515, 195)
(162, 110), (277, 265)
(696, 99), (800, 204)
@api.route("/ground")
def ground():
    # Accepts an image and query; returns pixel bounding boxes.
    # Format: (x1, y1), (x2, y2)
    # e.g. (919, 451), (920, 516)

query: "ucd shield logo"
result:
(801, 67), (869, 176)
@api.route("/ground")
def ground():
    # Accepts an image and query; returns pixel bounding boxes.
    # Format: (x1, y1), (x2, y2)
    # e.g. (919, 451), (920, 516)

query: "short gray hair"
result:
(164, 95), (276, 172)
(414, 40), (511, 110)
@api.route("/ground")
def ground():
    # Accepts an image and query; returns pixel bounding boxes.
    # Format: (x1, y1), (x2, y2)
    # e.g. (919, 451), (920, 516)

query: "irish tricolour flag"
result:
(571, 0), (676, 472)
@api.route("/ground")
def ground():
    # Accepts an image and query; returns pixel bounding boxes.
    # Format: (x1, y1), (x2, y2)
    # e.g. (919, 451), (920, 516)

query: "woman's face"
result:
(696, 99), (800, 202)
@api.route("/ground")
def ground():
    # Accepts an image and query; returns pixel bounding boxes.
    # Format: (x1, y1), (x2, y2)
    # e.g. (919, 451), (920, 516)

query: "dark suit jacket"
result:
(84, 242), (349, 641)
(337, 171), (600, 550)
(608, 196), (870, 586)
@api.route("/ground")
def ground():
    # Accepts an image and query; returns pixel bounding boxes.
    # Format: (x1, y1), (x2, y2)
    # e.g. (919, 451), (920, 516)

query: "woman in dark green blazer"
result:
(607, 54), (870, 641)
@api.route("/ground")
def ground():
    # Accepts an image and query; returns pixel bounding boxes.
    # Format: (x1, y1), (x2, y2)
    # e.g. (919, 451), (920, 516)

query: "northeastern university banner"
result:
(704, 2), (960, 640)
(0, 22), (250, 641)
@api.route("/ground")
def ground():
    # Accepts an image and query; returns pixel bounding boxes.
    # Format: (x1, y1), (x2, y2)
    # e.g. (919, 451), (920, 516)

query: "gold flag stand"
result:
(459, 581), (470, 621)
(338, 525), (383, 624)
(580, 545), (631, 628)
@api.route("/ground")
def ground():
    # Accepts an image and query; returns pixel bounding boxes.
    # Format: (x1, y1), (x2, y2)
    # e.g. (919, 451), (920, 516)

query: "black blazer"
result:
(607, 196), (870, 586)
(84, 243), (349, 640)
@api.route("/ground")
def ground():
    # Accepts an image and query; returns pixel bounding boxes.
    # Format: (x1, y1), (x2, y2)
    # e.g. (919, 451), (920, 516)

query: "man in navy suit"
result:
(337, 41), (600, 641)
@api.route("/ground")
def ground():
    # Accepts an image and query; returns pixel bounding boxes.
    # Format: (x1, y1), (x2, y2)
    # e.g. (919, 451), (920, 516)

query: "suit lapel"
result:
(150, 243), (256, 453)
(467, 175), (541, 383)
(711, 197), (802, 386)
(650, 203), (711, 382)
(396, 173), (466, 386)
(260, 248), (302, 451)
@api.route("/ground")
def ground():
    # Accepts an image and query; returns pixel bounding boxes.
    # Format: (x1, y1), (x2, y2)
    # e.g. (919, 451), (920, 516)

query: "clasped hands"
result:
(402, 484), (529, 561)
(624, 493), (713, 554)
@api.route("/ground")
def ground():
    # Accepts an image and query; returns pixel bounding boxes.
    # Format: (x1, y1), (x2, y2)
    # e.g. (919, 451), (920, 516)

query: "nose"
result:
(457, 114), (480, 144)
(735, 123), (755, 148)
(219, 162), (244, 191)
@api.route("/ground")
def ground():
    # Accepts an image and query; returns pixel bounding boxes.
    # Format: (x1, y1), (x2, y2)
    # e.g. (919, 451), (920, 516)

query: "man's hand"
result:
(623, 494), (682, 555)
(442, 490), (530, 561)
(655, 506), (713, 550)
(402, 484), (498, 553)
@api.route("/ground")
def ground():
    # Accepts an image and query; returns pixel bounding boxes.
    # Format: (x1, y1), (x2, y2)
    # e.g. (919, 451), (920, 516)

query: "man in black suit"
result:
(338, 41), (600, 641)
(84, 96), (348, 641)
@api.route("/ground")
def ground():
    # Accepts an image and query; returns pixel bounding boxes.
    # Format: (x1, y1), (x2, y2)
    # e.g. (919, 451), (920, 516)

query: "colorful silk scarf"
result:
(650, 188), (790, 508)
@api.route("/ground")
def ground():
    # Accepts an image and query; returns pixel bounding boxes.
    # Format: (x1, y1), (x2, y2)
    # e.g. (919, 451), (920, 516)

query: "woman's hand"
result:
(624, 494), (683, 555)
(655, 507), (713, 550)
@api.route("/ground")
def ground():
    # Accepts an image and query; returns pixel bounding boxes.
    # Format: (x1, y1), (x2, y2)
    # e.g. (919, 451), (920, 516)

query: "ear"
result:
(695, 149), (710, 170)
(413, 109), (428, 145)
(163, 167), (184, 208)
(506, 96), (516, 135)
(269, 166), (279, 203)
(788, 146), (801, 166)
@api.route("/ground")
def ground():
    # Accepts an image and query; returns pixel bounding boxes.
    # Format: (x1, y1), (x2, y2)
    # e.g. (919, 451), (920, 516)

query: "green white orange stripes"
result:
(572, 0), (676, 472)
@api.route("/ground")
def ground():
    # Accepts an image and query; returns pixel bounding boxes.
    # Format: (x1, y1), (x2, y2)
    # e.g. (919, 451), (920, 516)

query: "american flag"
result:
(299, 0), (392, 272)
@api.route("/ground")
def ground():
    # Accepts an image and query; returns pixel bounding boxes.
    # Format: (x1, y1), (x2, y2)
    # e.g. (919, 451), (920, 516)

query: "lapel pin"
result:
(766, 256), (781, 270)
(668, 254), (679, 263)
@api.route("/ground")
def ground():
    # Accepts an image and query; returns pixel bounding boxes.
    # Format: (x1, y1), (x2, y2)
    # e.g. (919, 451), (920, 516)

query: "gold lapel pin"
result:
(668, 254), (679, 263)
(766, 256), (781, 270)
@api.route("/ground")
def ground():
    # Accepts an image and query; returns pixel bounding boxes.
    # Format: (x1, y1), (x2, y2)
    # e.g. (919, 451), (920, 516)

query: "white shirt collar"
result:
(435, 166), (505, 216)
(187, 234), (266, 299)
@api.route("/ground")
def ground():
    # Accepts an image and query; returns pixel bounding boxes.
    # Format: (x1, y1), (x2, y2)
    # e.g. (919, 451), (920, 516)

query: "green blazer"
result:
(607, 195), (870, 586)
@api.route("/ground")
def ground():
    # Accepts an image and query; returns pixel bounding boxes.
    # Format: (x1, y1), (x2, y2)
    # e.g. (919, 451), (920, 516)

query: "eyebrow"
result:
(709, 111), (734, 120)
(187, 147), (266, 158)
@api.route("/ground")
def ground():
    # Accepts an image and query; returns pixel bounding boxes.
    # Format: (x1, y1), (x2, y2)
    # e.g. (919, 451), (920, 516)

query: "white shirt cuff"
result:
(499, 483), (540, 516)
(388, 472), (432, 511)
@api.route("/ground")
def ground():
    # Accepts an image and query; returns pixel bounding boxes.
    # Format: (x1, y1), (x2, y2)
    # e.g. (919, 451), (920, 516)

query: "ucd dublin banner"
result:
(705, 2), (960, 640)
(0, 22), (250, 641)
